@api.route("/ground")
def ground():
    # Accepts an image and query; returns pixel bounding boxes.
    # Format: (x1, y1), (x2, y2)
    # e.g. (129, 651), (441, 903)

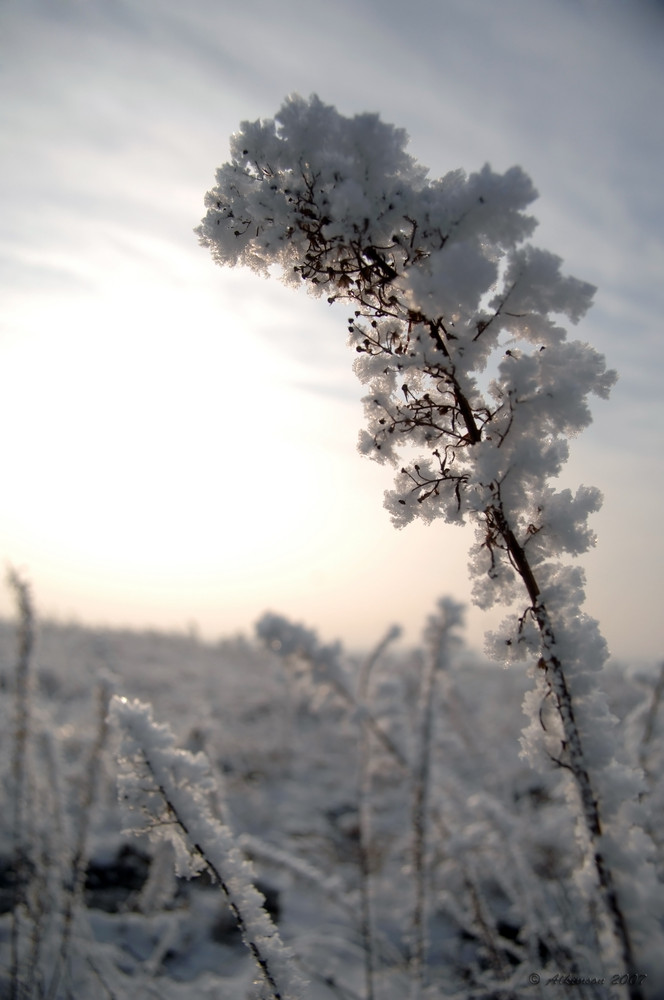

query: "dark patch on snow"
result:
(84, 845), (150, 912)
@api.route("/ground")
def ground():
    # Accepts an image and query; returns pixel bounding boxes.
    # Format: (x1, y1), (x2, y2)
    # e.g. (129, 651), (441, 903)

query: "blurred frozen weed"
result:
(1, 576), (662, 999)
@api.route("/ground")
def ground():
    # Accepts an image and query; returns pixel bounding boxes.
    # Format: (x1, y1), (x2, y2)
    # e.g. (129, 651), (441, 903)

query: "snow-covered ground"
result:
(0, 607), (661, 999)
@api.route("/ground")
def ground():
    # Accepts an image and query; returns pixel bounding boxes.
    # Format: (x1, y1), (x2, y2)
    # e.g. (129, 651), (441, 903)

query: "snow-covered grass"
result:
(1, 588), (662, 999)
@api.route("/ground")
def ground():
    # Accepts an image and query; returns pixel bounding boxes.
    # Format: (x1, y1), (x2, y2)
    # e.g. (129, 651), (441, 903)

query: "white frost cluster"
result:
(196, 91), (616, 704)
(197, 95), (614, 624)
(256, 611), (352, 708)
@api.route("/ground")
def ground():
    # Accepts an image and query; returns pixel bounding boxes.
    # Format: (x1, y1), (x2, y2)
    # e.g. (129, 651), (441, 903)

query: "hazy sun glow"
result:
(1, 0), (662, 660)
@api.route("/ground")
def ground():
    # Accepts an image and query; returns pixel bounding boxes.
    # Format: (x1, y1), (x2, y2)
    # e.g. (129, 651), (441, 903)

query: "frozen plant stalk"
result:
(196, 94), (660, 996)
(7, 569), (35, 1000)
(111, 696), (303, 1000)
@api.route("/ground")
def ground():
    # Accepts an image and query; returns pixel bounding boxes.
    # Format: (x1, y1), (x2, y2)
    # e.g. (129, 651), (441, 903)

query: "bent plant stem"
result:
(142, 759), (285, 1000)
(489, 502), (641, 995)
(188, 841), (283, 1000)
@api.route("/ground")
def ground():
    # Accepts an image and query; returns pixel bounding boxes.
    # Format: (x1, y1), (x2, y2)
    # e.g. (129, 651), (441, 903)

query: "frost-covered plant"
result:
(111, 695), (304, 1000)
(7, 569), (35, 1000)
(257, 611), (405, 765)
(256, 607), (530, 996)
(47, 679), (112, 1000)
(257, 612), (413, 996)
(1, 575), (119, 1000)
(260, 617), (404, 1000)
(409, 598), (463, 999)
(197, 94), (661, 995)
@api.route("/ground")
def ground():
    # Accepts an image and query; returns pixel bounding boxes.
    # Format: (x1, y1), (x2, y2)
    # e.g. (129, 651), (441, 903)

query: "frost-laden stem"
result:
(114, 696), (304, 999)
(357, 722), (376, 1000)
(148, 766), (285, 1000)
(488, 504), (641, 997)
(410, 649), (437, 999)
(8, 570), (34, 1000)
(355, 637), (398, 1000)
(47, 682), (111, 1000)
(428, 353), (632, 980)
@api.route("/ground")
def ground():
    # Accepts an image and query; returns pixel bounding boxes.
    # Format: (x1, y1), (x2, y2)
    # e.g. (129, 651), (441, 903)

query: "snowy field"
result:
(1, 600), (661, 999)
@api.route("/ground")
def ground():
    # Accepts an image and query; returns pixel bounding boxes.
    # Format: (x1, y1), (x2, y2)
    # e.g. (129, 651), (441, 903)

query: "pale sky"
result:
(1, 0), (663, 663)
